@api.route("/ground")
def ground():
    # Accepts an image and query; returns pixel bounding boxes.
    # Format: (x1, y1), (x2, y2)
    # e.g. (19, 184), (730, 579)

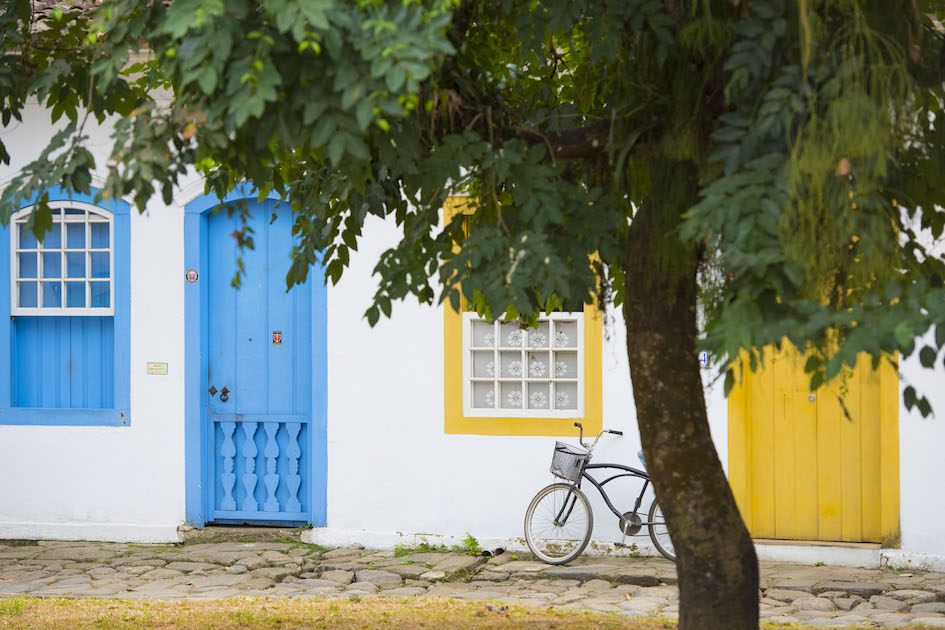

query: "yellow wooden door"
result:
(728, 344), (900, 544)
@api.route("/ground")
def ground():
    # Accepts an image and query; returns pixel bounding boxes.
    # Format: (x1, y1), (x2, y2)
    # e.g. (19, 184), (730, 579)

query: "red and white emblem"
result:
(272, 331), (282, 345)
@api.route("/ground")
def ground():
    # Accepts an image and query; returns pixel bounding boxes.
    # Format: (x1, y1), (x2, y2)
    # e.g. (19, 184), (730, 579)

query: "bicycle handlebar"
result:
(575, 424), (623, 451)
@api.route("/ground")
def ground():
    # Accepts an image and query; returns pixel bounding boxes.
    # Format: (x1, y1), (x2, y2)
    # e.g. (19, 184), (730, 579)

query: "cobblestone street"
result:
(2, 536), (945, 628)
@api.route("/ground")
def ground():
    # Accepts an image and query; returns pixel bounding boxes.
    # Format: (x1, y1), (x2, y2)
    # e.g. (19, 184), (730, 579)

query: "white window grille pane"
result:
(527, 351), (549, 378)
(527, 382), (550, 409)
(500, 322), (523, 347)
(500, 351), (523, 378)
(42, 281), (62, 307)
(90, 222), (109, 249)
(500, 382), (523, 409)
(90, 252), (109, 278)
(471, 320), (495, 347)
(66, 252), (85, 278)
(472, 382), (496, 409)
(90, 281), (110, 308)
(66, 223), (85, 249)
(553, 351), (578, 378)
(553, 320), (578, 348)
(462, 312), (584, 419)
(42, 223), (62, 248)
(11, 203), (114, 315)
(18, 252), (37, 278)
(42, 252), (61, 278)
(66, 281), (85, 307)
(471, 351), (496, 378)
(526, 321), (550, 348)
(18, 224), (37, 249)
(554, 382), (578, 410)
(18, 281), (37, 308)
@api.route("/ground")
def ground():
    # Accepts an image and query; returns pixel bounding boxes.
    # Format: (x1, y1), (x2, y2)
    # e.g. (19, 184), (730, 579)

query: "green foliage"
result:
(393, 544), (411, 558)
(453, 532), (482, 556)
(1, 0), (944, 419)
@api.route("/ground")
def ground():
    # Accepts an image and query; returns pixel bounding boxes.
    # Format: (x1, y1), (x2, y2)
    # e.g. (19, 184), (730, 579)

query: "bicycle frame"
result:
(552, 461), (662, 528)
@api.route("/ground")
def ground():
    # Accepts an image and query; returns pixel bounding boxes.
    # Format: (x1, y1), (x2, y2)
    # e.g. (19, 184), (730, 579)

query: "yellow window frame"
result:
(443, 196), (603, 436)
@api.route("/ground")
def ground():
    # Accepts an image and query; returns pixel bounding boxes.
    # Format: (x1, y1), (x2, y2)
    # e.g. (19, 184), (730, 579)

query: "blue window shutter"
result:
(0, 187), (131, 426)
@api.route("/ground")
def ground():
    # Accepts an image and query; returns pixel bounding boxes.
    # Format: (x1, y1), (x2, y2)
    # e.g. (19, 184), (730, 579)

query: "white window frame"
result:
(462, 311), (585, 418)
(10, 201), (115, 316)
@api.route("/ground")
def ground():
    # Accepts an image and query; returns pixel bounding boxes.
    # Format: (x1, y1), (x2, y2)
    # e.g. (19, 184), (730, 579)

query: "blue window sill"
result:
(0, 408), (130, 426)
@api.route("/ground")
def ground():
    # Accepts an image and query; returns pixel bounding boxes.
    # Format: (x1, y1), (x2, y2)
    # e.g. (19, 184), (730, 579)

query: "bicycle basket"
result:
(550, 441), (589, 481)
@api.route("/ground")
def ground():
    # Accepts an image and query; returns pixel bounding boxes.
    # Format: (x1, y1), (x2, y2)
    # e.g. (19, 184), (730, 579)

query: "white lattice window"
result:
(462, 312), (584, 418)
(10, 201), (114, 315)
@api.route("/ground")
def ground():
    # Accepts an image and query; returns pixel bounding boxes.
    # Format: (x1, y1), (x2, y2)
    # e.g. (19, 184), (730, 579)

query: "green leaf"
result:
(386, 66), (406, 92)
(327, 259), (343, 285)
(893, 322), (914, 349)
(328, 133), (345, 166)
(803, 355), (821, 373)
(30, 205), (53, 243)
(809, 371), (824, 391)
(366, 305), (380, 327)
(904, 385), (917, 410)
(919, 345), (937, 368)
(724, 368), (735, 396)
(197, 67), (217, 94)
(355, 98), (373, 130)
(342, 229), (358, 250)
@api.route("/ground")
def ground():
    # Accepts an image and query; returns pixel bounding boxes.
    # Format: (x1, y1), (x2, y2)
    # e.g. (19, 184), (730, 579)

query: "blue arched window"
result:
(0, 188), (130, 426)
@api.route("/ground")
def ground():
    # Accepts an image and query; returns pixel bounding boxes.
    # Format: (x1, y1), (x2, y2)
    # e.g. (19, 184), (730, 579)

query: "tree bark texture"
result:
(624, 161), (759, 629)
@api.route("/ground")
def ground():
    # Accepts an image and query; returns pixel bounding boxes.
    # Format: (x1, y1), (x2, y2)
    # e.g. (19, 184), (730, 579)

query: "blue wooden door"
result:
(206, 200), (313, 524)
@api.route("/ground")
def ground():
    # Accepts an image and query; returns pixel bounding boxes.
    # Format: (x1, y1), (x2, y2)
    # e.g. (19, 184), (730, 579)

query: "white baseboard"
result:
(882, 549), (945, 573)
(753, 543), (881, 568)
(301, 528), (667, 559)
(0, 521), (182, 544)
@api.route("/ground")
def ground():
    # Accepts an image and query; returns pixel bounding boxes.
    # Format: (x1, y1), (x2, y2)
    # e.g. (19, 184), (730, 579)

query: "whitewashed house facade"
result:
(1, 103), (944, 572)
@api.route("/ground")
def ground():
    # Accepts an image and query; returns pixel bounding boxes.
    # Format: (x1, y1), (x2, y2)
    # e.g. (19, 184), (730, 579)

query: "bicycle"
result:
(524, 422), (676, 565)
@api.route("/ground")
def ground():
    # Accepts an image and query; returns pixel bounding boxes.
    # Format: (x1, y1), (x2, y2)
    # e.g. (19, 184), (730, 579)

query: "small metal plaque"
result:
(272, 331), (282, 345)
(146, 362), (168, 375)
(185, 268), (199, 283)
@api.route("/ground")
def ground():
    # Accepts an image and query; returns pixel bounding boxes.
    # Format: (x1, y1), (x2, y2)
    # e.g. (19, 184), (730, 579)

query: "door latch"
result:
(208, 386), (217, 397)
(220, 386), (230, 403)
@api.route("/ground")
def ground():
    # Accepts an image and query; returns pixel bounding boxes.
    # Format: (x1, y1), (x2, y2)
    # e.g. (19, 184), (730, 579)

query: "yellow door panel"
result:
(773, 348), (799, 538)
(728, 343), (899, 544)
(816, 377), (844, 540)
(749, 353), (776, 538)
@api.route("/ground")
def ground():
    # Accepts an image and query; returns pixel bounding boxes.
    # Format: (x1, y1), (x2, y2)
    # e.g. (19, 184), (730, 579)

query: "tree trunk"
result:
(623, 161), (758, 629)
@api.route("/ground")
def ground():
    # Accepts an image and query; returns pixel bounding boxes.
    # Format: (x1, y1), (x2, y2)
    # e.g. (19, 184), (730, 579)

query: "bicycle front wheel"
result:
(524, 483), (593, 565)
(648, 499), (676, 562)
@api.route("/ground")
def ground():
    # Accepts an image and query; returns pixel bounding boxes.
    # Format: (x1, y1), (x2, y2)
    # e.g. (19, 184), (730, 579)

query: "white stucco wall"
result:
(892, 333), (945, 568)
(314, 211), (730, 555)
(0, 108), (191, 542)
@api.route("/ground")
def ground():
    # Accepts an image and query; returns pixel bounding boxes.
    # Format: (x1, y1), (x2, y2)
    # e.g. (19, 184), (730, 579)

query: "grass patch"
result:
(0, 597), (874, 629)
(0, 597), (678, 629)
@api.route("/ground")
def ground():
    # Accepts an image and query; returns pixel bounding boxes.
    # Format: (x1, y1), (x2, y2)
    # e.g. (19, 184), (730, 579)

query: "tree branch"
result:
(517, 120), (613, 160)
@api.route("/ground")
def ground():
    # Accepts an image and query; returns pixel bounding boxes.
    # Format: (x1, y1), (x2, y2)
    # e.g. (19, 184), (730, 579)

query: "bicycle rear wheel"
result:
(524, 483), (593, 565)
(647, 499), (676, 562)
